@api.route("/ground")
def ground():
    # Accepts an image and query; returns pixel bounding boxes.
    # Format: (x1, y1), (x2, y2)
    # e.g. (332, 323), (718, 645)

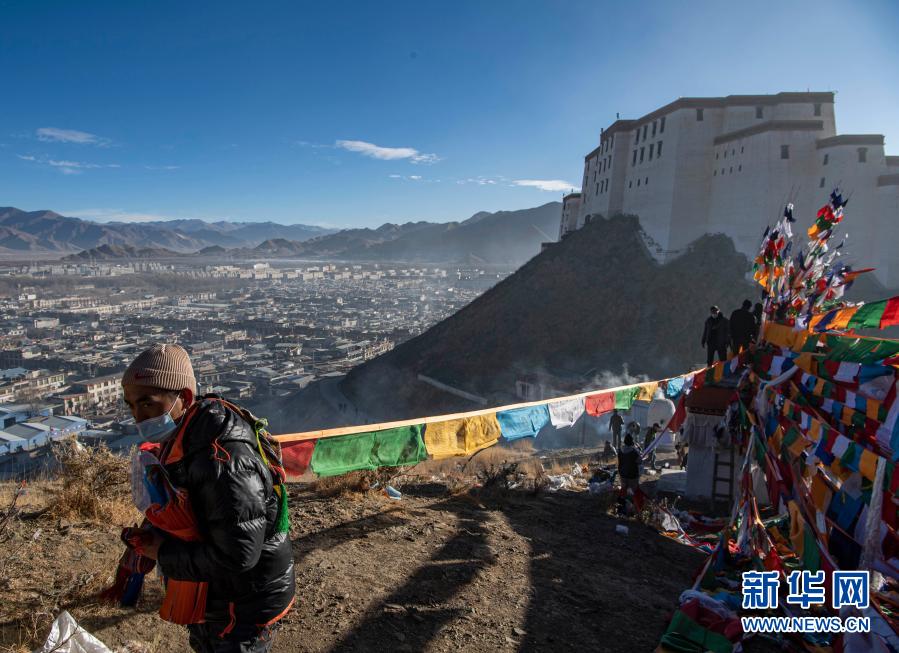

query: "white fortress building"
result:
(559, 92), (899, 287)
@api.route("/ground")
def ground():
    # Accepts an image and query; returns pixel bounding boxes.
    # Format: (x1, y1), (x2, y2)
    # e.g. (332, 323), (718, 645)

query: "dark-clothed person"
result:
(702, 306), (729, 366)
(618, 434), (641, 492)
(119, 344), (295, 653)
(729, 299), (756, 354)
(609, 409), (624, 449)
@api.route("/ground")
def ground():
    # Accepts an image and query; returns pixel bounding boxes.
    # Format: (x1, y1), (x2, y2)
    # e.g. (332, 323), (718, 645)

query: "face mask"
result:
(136, 405), (178, 442)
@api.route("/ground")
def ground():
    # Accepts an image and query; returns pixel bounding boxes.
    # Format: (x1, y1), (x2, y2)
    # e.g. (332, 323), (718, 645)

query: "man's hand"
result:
(123, 526), (165, 560)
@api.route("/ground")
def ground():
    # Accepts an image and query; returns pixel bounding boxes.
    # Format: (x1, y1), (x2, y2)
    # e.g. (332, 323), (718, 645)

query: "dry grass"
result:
(309, 468), (400, 497)
(0, 442), (144, 652)
(48, 440), (139, 525)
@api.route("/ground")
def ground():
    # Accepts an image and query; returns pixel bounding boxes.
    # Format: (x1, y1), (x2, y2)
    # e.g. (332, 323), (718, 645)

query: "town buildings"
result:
(560, 92), (899, 287)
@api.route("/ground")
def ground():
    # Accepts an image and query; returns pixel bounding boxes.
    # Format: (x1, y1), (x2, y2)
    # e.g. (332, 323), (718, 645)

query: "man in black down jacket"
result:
(121, 344), (295, 653)
(729, 299), (756, 355)
(701, 306), (730, 366)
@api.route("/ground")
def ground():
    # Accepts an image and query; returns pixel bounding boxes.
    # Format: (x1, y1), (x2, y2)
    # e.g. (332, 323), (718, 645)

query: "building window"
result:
(716, 152), (719, 160)
(652, 121), (657, 137)
(823, 154), (829, 165)
(637, 178), (641, 186)
(714, 169), (717, 176)
(632, 150), (637, 166)
(814, 103), (822, 116)
(858, 147), (867, 163)
(640, 147), (645, 163)
(721, 168), (725, 175)
(731, 149), (735, 156)
(741, 146), (744, 153)
(657, 140), (662, 157)
(738, 164), (742, 171)
(820, 177), (826, 188)
(629, 180), (632, 188)
(723, 150), (727, 159)
(756, 106), (763, 119)
(592, 171), (596, 183)
(642, 125), (648, 140)
(730, 166), (733, 174)
(649, 144), (654, 160)
(660, 116), (666, 133)
(781, 145), (789, 159)
(696, 108), (704, 121)
(634, 129), (639, 144)
(595, 182), (599, 196)
(645, 177), (649, 185)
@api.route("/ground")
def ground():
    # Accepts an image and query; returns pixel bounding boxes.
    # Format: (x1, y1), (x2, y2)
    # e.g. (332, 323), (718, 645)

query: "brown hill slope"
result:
(340, 214), (755, 421)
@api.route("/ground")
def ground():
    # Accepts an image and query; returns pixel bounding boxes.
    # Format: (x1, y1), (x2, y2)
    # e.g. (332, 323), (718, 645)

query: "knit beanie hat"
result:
(121, 343), (197, 396)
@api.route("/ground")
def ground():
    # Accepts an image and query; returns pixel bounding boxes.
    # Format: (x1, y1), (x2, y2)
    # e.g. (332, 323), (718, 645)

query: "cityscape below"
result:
(0, 259), (509, 475)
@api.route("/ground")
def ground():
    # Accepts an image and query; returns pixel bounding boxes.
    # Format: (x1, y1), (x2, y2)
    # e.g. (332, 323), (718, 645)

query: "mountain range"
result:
(0, 207), (334, 254)
(8, 202), (562, 266)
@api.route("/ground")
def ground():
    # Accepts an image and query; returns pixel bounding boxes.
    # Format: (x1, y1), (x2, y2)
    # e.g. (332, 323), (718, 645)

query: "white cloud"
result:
(144, 165), (180, 170)
(457, 176), (499, 186)
(17, 154), (120, 174)
(513, 179), (578, 192)
(36, 127), (110, 146)
(409, 175), (422, 180)
(336, 139), (439, 164)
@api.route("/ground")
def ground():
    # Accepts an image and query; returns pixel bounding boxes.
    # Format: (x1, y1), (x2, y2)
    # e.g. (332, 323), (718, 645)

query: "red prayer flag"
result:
(881, 297), (899, 329)
(585, 392), (615, 416)
(281, 439), (316, 477)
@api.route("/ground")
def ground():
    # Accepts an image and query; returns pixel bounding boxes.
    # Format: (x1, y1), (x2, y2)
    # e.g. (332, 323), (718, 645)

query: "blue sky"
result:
(1, 0), (897, 227)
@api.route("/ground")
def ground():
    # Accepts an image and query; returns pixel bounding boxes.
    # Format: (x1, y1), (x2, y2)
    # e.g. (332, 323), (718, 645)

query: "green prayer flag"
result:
(660, 609), (734, 653)
(840, 442), (861, 472)
(802, 524), (821, 572)
(848, 300), (887, 330)
(311, 425), (427, 477)
(371, 425), (428, 468)
(614, 387), (639, 410)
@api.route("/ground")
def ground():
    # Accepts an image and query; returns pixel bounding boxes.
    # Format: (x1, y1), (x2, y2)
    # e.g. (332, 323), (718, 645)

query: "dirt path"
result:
(2, 484), (706, 652)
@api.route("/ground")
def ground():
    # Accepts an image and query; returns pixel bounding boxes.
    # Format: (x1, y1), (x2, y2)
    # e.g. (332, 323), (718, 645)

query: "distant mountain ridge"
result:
(238, 202), (562, 264)
(0, 207), (335, 254)
(2, 202), (562, 266)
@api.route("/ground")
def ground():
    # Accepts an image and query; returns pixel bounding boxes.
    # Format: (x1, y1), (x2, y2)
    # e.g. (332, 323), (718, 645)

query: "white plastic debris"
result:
(615, 525), (629, 536)
(34, 611), (112, 653)
(385, 485), (402, 500)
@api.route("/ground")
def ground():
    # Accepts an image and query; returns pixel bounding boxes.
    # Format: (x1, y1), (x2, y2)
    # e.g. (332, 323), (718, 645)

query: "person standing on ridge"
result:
(609, 409), (624, 450)
(618, 434), (641, 496)
(115, 344), (295, 653)
(729, 300), (756, 355)
(701, 306), (729, 366)
(752, 302), (764, 340)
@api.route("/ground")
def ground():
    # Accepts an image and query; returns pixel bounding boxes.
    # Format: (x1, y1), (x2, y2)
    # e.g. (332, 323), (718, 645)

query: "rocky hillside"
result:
(337, 214), (756, 422)
(61, 243), (182, 261)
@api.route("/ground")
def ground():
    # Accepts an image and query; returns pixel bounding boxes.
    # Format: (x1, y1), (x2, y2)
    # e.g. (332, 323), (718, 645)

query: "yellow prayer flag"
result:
(771, 426), (784, 454)
(810, 474), (832, 513)
(860, 449), (879, 481)
(788, 501), (805, 559)
(809, 420), (821, 441)
(830, 308), (855, 330)
(423, 414), (500, 460)
(814, 378), (827, 396)
(789, 433), (808, 458)
(635, 382), (659, 402)
(867, 400), (880, 421)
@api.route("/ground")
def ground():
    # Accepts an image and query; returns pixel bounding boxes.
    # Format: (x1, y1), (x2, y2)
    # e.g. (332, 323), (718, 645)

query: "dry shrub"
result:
(49, 440), (138, 524)
(310, 468), (399, 497)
